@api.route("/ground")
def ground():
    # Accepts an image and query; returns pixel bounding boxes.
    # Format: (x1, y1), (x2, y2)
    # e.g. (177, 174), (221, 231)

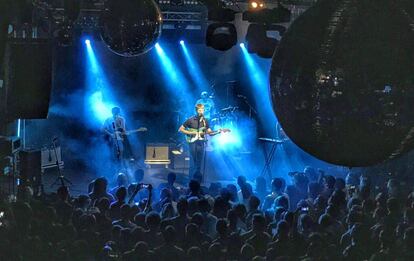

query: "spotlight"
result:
(243, 4), (291, 23)
(245, 24), (282, 58)
(240, 43), (245, 48)
(206, 23), (237, 51)
(249, 0), (265, 10)
(180, 40), (184, 45)
(85, 39), (91, 45)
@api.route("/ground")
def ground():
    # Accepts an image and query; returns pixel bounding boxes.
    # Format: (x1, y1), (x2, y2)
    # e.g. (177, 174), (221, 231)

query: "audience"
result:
(1, 168), (414, 261)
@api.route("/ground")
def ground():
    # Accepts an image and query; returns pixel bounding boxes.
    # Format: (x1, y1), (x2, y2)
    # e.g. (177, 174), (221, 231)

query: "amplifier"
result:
(0, 136), (21, 156)
(41, 146), (64, 170)
(144, 143), (170, 166)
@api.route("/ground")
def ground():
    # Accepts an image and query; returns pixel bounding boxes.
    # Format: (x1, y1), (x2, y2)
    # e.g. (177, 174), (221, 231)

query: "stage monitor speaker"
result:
(20, 149), (41, 185)
(4, 39), (52, 120)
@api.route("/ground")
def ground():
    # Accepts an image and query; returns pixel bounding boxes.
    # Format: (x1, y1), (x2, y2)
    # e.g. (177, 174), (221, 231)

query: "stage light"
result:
(206, 23), (237, 51)
(180, 40), (184, 45)
(85, 39), (91, 45)
(240, 43), (245, 48)
(249, 0), (265, 10)
(243, 4), (291, 24)
(245, 24), (280, 58)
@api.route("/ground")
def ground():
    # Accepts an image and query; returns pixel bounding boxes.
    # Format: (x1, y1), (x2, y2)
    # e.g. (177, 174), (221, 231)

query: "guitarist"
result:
(179, 104), (215, 179)
(102, 107), (129, 170)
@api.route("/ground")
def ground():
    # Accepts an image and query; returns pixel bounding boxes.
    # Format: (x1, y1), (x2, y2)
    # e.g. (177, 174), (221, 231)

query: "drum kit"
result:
(209, 105), (239, 131)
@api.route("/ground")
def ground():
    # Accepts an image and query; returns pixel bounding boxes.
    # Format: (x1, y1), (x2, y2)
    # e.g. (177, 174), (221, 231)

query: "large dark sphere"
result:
(100, 0), (162, 57)
(270, 0), (414, 167)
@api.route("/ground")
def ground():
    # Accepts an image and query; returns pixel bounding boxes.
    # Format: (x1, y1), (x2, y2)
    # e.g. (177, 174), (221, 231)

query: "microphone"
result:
(237, 94), (247, 99)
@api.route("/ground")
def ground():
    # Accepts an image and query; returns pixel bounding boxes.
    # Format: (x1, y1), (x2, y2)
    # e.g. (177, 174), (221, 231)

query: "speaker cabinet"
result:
(19, 149), (41, 185)
(4, 39), (52, 120)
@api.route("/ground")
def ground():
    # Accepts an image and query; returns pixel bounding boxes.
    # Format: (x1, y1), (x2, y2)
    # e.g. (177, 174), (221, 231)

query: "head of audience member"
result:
(241, 183), (253, 200)
(227, 209), (238, 228)
(115, 186), (127, 202)
(93, 177), (108, 195)
(167, 172), (176, 186)
(240, 243), (255, 261)
(345, 171), (360, 187)
(248, 196), (261, 212)
(198, 198), (211, 214)
(160, 203), (175, 220)
(252, 214), (266, 233)
(189, 179), (201, 196)
(234, 204), (247, 222)
(162, 225), (176, 245)
(187, 247), (203, 261)
(133, 212), (147, 228)
(387, 178), (400, 198)
(213, 196), (229, 219)
(226, 185), (238, 202)
(272, 178), (285, 194)
(216, 219), (228, 238)
(177, 197), (189, 217)
(335, 178), (346, 191)
(324, 175), (336, 190)
(145, 211), (161, 231)
(116, 173), (128, 188)
(293, 173), (309, 191)
(237, 176), (247, 188)
(304, 166), (318, 182)
(276, 220), (290, 240)
(134, 169), (144, 183)
(57, 186), (70, 202)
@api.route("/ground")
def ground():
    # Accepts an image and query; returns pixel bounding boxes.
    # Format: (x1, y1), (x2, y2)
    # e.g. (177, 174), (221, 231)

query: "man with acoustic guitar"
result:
(179, 104), (230, 179)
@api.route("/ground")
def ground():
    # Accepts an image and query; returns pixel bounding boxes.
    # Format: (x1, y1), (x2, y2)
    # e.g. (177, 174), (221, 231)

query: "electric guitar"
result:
(185, 127), (231, 143)
(106, 127), (148, 141)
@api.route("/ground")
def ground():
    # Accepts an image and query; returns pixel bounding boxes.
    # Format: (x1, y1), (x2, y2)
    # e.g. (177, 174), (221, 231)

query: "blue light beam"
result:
(155, 43), (194, 114)
(180, 41), (209, 91)
(240, 43), (276, 132)
(84, 39), (117, 123)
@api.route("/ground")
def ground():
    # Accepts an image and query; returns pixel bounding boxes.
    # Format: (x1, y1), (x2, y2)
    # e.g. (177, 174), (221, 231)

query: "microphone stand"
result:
(239, 96), (257, 119)
(112, 122), (121, 162)
(50, 137), (72, 188)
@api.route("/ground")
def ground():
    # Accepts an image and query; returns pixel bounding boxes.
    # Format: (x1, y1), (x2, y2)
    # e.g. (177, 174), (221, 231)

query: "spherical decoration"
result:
(100, 0), (162, 57)
(270, 0), (414, 167)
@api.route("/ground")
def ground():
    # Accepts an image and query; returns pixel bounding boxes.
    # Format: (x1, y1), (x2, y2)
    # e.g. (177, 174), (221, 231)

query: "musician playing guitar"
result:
(102, 107), (147, 170)
(179, 104), (230, 179)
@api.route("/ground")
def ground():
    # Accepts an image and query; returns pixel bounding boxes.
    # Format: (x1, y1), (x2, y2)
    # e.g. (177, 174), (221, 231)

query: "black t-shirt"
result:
(183, 115), (210, 130)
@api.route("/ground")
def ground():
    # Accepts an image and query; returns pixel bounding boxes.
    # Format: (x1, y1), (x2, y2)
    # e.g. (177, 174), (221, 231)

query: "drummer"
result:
(195, 91), (215, 119)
